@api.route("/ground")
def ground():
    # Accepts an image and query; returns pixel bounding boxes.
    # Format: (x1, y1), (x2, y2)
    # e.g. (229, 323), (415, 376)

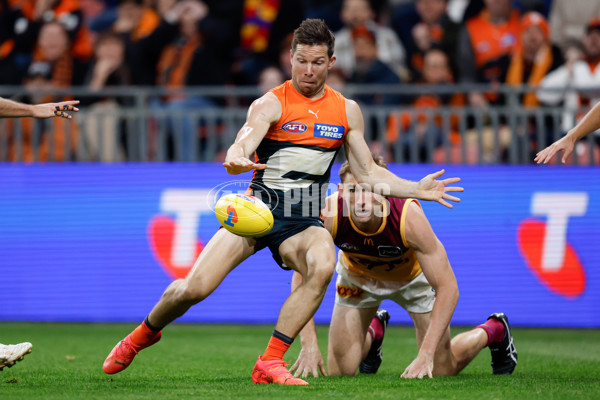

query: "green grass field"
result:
(1, 322), (599, 399)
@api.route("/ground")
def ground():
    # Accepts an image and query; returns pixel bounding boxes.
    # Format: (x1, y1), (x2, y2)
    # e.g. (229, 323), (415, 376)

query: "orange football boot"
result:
(251, 356), (308, 385)
(102, 332), (162, 374)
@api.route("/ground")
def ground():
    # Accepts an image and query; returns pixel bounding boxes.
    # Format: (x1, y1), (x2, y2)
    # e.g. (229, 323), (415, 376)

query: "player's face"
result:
(290, 44), (335, 98)
(341, 175), (384, 223)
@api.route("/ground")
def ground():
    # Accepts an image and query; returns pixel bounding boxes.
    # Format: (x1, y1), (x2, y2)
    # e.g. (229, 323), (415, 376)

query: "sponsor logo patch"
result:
(378, 245), (403, 257)
(336, 284), (364, 299)
(340, 243), (361, 252)
(314, 123), (345, 140)
(282, 121), (307, 133)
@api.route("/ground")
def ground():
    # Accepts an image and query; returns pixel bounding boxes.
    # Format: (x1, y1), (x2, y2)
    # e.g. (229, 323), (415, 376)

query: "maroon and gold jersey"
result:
(331, 193), (422, 282)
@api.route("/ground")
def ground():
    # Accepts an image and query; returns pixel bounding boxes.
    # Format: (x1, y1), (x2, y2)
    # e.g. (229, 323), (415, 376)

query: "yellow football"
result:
(215, 193), (274, 237)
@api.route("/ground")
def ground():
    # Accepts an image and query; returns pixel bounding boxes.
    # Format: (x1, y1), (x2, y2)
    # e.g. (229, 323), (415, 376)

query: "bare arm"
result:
(222, 92), (281, 174)
(0, 97), (79, 119)
(343, 99), (463, 208)
(401, 202), (459, 379)
(535, 101), (600, 164)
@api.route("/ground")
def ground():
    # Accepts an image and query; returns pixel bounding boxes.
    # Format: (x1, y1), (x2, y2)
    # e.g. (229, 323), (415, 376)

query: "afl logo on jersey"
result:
(282, 121), (307, 133)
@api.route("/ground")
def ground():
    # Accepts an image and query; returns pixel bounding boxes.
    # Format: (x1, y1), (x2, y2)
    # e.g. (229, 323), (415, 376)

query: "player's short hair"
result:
(339, 153), (388, 182)
(292, 19), (335, 59)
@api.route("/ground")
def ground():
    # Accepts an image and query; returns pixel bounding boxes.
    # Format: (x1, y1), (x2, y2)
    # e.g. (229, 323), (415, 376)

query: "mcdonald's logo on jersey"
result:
(364, 238), (374, 246)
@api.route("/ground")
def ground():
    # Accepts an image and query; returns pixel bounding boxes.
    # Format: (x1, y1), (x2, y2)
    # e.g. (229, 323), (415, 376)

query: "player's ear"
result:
(338, 182), (343, 193)
(328, 54), (336, 69)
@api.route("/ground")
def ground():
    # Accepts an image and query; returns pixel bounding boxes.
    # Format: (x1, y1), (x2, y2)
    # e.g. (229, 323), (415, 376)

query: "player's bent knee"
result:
(311, 262), (335, 287)
(176, 280), (210, 305)
(433, 362), (459, 377)
(327, 359), (357, 376)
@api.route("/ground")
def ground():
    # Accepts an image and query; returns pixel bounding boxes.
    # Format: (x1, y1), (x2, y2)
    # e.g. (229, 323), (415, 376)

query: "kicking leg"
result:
(103, 229), (255, 374)
(148, 229), (255, 327)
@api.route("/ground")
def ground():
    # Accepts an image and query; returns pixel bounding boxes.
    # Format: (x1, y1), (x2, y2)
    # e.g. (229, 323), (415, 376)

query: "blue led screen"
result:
(0, 164), (598, 327)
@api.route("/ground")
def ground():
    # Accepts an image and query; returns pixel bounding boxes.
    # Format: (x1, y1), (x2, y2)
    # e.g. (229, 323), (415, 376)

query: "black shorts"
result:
(251, 187), (325, 270)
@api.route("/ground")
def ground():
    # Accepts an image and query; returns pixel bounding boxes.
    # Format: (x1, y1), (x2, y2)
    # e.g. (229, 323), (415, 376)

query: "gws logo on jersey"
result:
(314, 123), (345, 140)
(282, 121), (307, 133)
(517, 192), (587, 298)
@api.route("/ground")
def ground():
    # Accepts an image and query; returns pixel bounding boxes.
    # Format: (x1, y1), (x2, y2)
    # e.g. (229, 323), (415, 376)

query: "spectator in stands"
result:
(538, 17), (600, 138)
(386, 47), (465, 162)
(258, 65), (285, 93)
(457, 0), (520, 107)
(0, 0), (27, 84)
(549, 0), (600, 55)
(506, 12), (564, 162)
(80, 0), (118, 35)
(10, 0), (94, 61)
(1, 0), (94, 84)
(36, 21), (89, 88)
(446, 0), (471, 23)
(234, 0), (303, 84)
(334, 0), (406, 80)
(347, 24), (402, 105)
(277, 33), (294, 80)
(151, 0), (230, 161)
(6, 21), (86, 162)
(393, 0), (461, 81)
(326, 67), (348, 91)
(506, 12), (564, 107)
(4, 60), (79, 161)
(81, 31), (131, 162)
(111, 0), (183, 86)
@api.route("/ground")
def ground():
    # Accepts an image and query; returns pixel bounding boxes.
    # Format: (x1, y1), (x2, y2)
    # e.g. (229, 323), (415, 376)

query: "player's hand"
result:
(416, 169), (463, 209)
(32, 100), (80, 119)
(290, 347), (327, 378)
(222, 157), (267, 175)
(401, 354), (434, 379)
(534, 135), (575, 164)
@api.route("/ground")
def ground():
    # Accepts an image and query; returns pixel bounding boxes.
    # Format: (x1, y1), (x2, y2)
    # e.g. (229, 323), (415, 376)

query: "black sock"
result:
(144, 316), (163, 332)
(272, 329), (294, 345)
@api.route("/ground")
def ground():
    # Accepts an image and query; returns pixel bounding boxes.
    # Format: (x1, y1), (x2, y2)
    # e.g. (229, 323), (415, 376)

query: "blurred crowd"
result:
(2, 0), (600, 162)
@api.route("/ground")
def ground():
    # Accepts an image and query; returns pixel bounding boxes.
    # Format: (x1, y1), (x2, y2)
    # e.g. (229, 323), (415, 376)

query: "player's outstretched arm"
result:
(535, 101), (600, 164)
(289, 271), (328, 378)
(343, 99), (463, 208)
(223, 93), (281, 174)
(401, 203), (459, 379)
(0, 97), (79, 119)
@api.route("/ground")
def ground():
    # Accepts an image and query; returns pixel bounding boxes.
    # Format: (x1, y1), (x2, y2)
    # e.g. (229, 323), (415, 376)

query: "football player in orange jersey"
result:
(102, 19), (463, 385)
(290, 156), (517, 379)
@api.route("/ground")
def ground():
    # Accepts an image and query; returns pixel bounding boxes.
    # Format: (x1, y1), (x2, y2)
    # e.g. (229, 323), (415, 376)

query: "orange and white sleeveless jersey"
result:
(250, 81), (349, 193)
